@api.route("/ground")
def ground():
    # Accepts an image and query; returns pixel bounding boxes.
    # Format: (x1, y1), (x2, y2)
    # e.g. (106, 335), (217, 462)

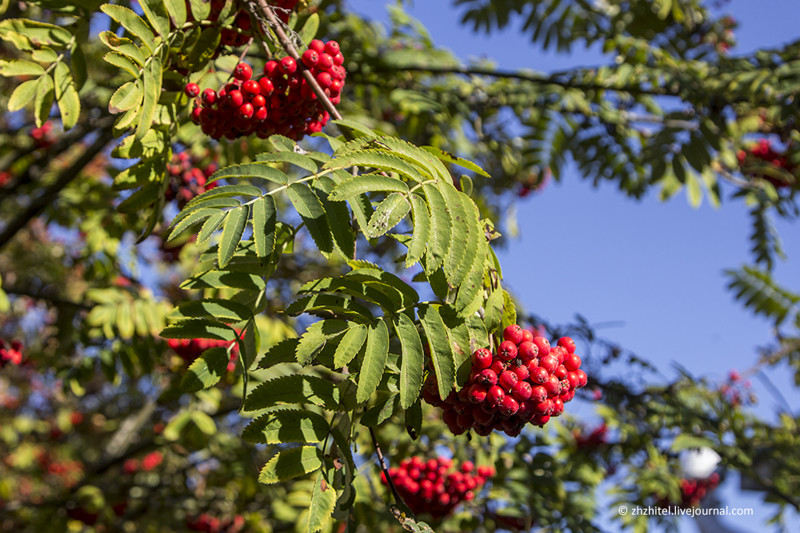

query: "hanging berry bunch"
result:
(737, 138), (797, 188)
(164, 150), (219, 209)
(381, 457), (495, 519)
(0, 339), (23, 367)
(187, 39), (346, 141)
(656, 473), (721, 509)
(167, 338), (238, 370)
(422, 325), (587, 437)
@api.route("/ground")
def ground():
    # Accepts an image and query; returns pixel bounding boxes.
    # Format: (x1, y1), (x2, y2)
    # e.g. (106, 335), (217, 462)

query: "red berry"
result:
(498, 370), (519, 391)
(237, 102), (254, 119)
(251, 94), (266, 107)
(258, 77), (275, 95)
(521, 329), (534, 343)
(201, 88), (217, 105)
(184, 82), (200, 97)
(279, 56), (297, 74)
(333, 52), (344, 66)
(468, 384), (488, 404)
(254, 106), (268, 121)
(243, 79), (260, 96)
(544, 375), (562, 397)
(475, 369), (498, 387)
(503, 324), (524, 345)
(309, 39), (325, 53)
(532, 337), (551, 356)
(316, 71), (332, 88)
(539, 354), (558, 374)
(472, 348), (493, 370)
(497, 341), (518, 361)
(318, 53), (334, 70)
(233, 63), (253, 81)
(490, 359), (506, 375)
(324, 40), (340, 55)
(576, 369), (588, 388)
(557, 336), (576, 354)
(530, 366), (549, 384)
(512, 381), (532, 401)
(486, 386), (505, 407)
(498, 396), (519, 417)
(190, 106), (202, 124)
(302, 49), (319, 68)
(551, 398), (565, 416)
(227, 90), (244, 107)
(263, 61), (279, 76)
(564, 353), (581, 371)
(512, 364), (529, 382)
(518, 341), (538, 363)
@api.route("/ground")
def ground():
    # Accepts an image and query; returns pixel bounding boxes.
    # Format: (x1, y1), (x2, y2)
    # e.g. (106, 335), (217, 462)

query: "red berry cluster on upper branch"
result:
(31, 121), (55, 148)
(188, 39), (345, 141)
(574, 423), (608, 450)
(186, 513), (246, 533)
(737, 138), (797, 188)
(164, 150), (219, 209)
(381, 457), (494, 519)
(0, 339), (24, 367)
(423, 325), (587, 437)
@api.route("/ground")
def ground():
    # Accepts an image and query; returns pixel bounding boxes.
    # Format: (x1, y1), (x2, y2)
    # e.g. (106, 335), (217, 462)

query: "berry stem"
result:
(368, 426), (408, 509)
(246, 0), (344, 123)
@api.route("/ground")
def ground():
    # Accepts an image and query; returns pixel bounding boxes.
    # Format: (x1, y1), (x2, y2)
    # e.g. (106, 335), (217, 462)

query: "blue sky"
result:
(346, 1), (800, 531)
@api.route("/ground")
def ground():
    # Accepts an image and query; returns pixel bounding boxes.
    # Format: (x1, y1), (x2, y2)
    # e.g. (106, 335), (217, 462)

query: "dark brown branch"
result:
(0, 125), (113, 251)
(368, 426), (407, 508)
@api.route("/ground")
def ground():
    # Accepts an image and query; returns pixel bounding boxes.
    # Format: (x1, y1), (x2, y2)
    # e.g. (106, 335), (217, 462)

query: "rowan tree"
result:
(1, 1), (799, 532)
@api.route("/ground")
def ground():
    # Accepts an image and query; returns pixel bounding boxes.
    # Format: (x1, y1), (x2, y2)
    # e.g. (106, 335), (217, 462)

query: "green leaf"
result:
(297, 12), (320, 44)
(33, 74), (53, 128)
(53, 62), (80, 130)
(421, 145), (490, 177)
(406, 194), (430, 268)
(440, 184), (468, 284)
(258, 446), (324, 485)
(421, 183), (451, 271)
(328, 152), (425, 183)
(393, 313), (424, 410)
(251, 195), (277, 260)
(255, 151), (319, 173)
(180, 347), (230, 392)
(307, 470), (337, 533)
(197, 210), (227, 245)
(138, 0), (171, 38)
(333, 324), (368, 368)
(188, 0), (211, 19)
(356, 319), (390, 404)
(259, 338), (300, 368)
(287, 183), (333, 254)
(329, 119), (377, 138)
(7, 78), (38, 111)
(671, 434), (715, 451)
(163, 0), (187, 27)
(299, 276), (396, 312)
(296, 320), (349, 365)
(243, 410), (330, 445)
(328, 174), (409, 200)
(244, 374), (340, 411)
(181, 270), (265, 292)
(218, 205), (248, 268)
(104, 52), (140, 78)
(366, 192), (410, 238)
(167, 207), (217, 241)
(99, 31), (145, 65)
(173, 298), (254, 324)
(100, 4), (157, 53)
(161, 319), (237, 341)
(344, 267), (420, 309)
(419, 304), (454, 400)
(136, 56), (162, 139)
(0, 59), (45, 77)
(286, 293), (374, 322)
(108, 79), (143, 114)
(0, 19), (72, 51)
(208, 163), (289, 185)
(71, 44), (87, 90)
(360, 393), (398, 427)
(500, 290), (517, 332)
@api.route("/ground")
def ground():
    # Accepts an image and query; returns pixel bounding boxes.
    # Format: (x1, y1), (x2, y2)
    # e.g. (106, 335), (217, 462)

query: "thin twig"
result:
(368, 426), (405, 506)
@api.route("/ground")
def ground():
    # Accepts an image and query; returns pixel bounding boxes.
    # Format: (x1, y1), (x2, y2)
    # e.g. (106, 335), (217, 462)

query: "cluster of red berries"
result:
(0, 170), (11, 187)
(123, 451), (164, 475)
(31, 121), (54, 148)
(187, 39), (345, 141)
(165, 150), (219, 209)
(382, 457), (494, 519)
(167, 338), (238, 371)
(574, 423), (609, 450)
(719, 369), (755, 408)
(737, 138), (797, 188)
(0, 339), (23, 367)
(37, 451), (84, 488)
(186, 513), (246, 533)
(657, 473), (720, 509)
(422, 325), (587, 437)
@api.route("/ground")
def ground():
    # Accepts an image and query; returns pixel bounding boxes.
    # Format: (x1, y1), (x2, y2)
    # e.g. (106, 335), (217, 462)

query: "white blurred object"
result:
(680, 447), (721, 479)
